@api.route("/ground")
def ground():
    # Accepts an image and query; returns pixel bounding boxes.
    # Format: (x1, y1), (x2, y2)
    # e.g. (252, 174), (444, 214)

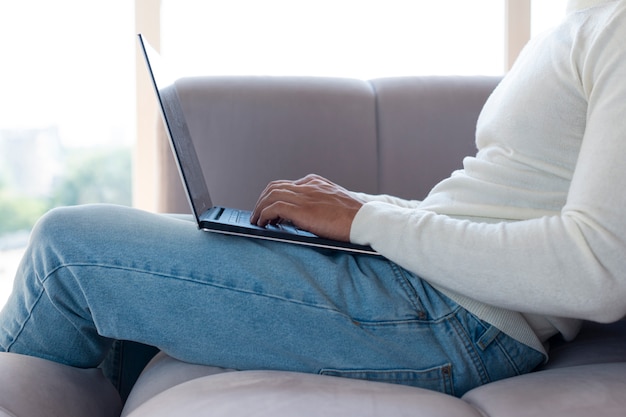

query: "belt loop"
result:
(477, 325), (501, 351)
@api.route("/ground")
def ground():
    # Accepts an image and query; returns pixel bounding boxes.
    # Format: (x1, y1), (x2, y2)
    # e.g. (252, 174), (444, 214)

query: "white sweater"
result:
(350, 0), (626, 353)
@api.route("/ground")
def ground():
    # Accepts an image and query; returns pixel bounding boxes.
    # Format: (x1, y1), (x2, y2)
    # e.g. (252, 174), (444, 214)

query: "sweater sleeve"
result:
(351, 5), (626, 324)
(349, 191), (421, 209)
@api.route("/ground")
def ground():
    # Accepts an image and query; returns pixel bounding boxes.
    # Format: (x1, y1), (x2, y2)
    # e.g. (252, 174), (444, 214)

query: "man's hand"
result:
(250, 174), (364, 242)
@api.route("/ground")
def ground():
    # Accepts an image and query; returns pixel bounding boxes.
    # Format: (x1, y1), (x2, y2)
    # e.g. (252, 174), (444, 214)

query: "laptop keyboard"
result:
(227, 208), (304, 235)
(227, 209), (250, 225)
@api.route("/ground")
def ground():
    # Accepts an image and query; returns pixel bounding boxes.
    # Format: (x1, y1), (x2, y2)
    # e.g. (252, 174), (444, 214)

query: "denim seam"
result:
(4, 275), (47, 353)
(448, 313), (491, 386)
(491, 334), (523, 375)
(386, 261), (427, 318)
(320, 364), (454, 395)
(320, 364), (453, 380)
(40, 262), (364, 321)
(351, 318), (444, 328)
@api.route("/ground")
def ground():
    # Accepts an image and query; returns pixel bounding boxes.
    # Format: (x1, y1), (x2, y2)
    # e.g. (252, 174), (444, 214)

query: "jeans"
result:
(0, 204), (544, 397)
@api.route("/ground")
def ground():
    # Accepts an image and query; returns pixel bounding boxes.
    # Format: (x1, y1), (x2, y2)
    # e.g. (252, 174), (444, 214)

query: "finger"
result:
(293, 174), (331, 186)
(293, 174), (318, 185)
(255, 201), (299, 227)
(251, 186), (300, 224)
(257, 179), (293, 198)
(251, 180), (295, 221)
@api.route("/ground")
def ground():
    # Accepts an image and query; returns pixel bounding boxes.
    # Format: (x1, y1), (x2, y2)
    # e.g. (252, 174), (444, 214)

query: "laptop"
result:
(137, 34), (378, 255)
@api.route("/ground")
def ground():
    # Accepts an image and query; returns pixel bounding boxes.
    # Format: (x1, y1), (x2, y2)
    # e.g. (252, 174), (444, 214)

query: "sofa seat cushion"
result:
(0, 352), (122, 417)
(123, 367), (483, 417)
(122, 352), (235, 416)
(462, 362), (626, 417)
(125, 353), (626, 417)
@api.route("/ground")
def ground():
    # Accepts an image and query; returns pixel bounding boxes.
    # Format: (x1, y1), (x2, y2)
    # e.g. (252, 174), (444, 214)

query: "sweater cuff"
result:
(350, 201), (406, 246)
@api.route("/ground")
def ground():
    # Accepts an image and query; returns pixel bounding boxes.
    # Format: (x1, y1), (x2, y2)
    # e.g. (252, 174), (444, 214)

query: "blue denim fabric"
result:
(0, 204), (544, 397)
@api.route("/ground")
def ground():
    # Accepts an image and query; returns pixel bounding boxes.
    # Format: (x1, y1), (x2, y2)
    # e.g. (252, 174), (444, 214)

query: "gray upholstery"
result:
(372, 76), (495, 200)
(2, 75), (624, 416)
(0, 352), (122, 417)
(157, 75), (500, 212)
(158, 76), (380, 212)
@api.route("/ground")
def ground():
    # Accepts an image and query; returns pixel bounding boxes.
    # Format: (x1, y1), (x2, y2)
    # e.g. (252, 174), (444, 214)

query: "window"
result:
(0, 1), (135, 307)
(160, 0), (506, 78)
(531, 0), (568, 37)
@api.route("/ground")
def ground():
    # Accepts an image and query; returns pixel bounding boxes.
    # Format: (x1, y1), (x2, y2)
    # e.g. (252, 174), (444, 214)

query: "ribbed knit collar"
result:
(567, 0), (615, 13)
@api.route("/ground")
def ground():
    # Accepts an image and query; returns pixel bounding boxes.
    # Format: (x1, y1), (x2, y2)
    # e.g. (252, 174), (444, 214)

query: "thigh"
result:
(31, 204), (423, 325)
(3, 205), (434, 366)
(59, 205), (438, 353)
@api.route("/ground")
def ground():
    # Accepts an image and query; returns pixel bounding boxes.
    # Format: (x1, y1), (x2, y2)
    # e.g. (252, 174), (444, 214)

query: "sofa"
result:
(1, 75), (626, 417)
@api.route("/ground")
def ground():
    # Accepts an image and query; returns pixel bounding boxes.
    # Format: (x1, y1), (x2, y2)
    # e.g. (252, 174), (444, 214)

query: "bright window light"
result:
(0, 1), (135, 147)
(161, 0), (506, 79)
(0, 1), (135, 309)
(531, 0), (568, 37)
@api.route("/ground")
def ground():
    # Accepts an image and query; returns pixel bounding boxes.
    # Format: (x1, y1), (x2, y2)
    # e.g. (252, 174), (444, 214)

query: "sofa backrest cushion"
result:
(160, 76), (378, 212)
(157, 76), (500, 213)
(372, 76), (500, 200)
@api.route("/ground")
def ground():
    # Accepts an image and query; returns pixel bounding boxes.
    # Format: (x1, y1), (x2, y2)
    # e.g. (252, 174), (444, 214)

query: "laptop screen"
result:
(138, 34), (212, 223)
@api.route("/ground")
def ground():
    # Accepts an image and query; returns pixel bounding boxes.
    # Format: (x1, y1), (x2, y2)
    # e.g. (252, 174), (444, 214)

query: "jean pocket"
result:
(319, 363), (454, 395)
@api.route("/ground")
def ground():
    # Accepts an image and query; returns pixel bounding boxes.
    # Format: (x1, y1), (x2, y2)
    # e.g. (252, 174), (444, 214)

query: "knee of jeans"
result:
(29, 206), (98, 260)
(32, 207), (79, 243)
